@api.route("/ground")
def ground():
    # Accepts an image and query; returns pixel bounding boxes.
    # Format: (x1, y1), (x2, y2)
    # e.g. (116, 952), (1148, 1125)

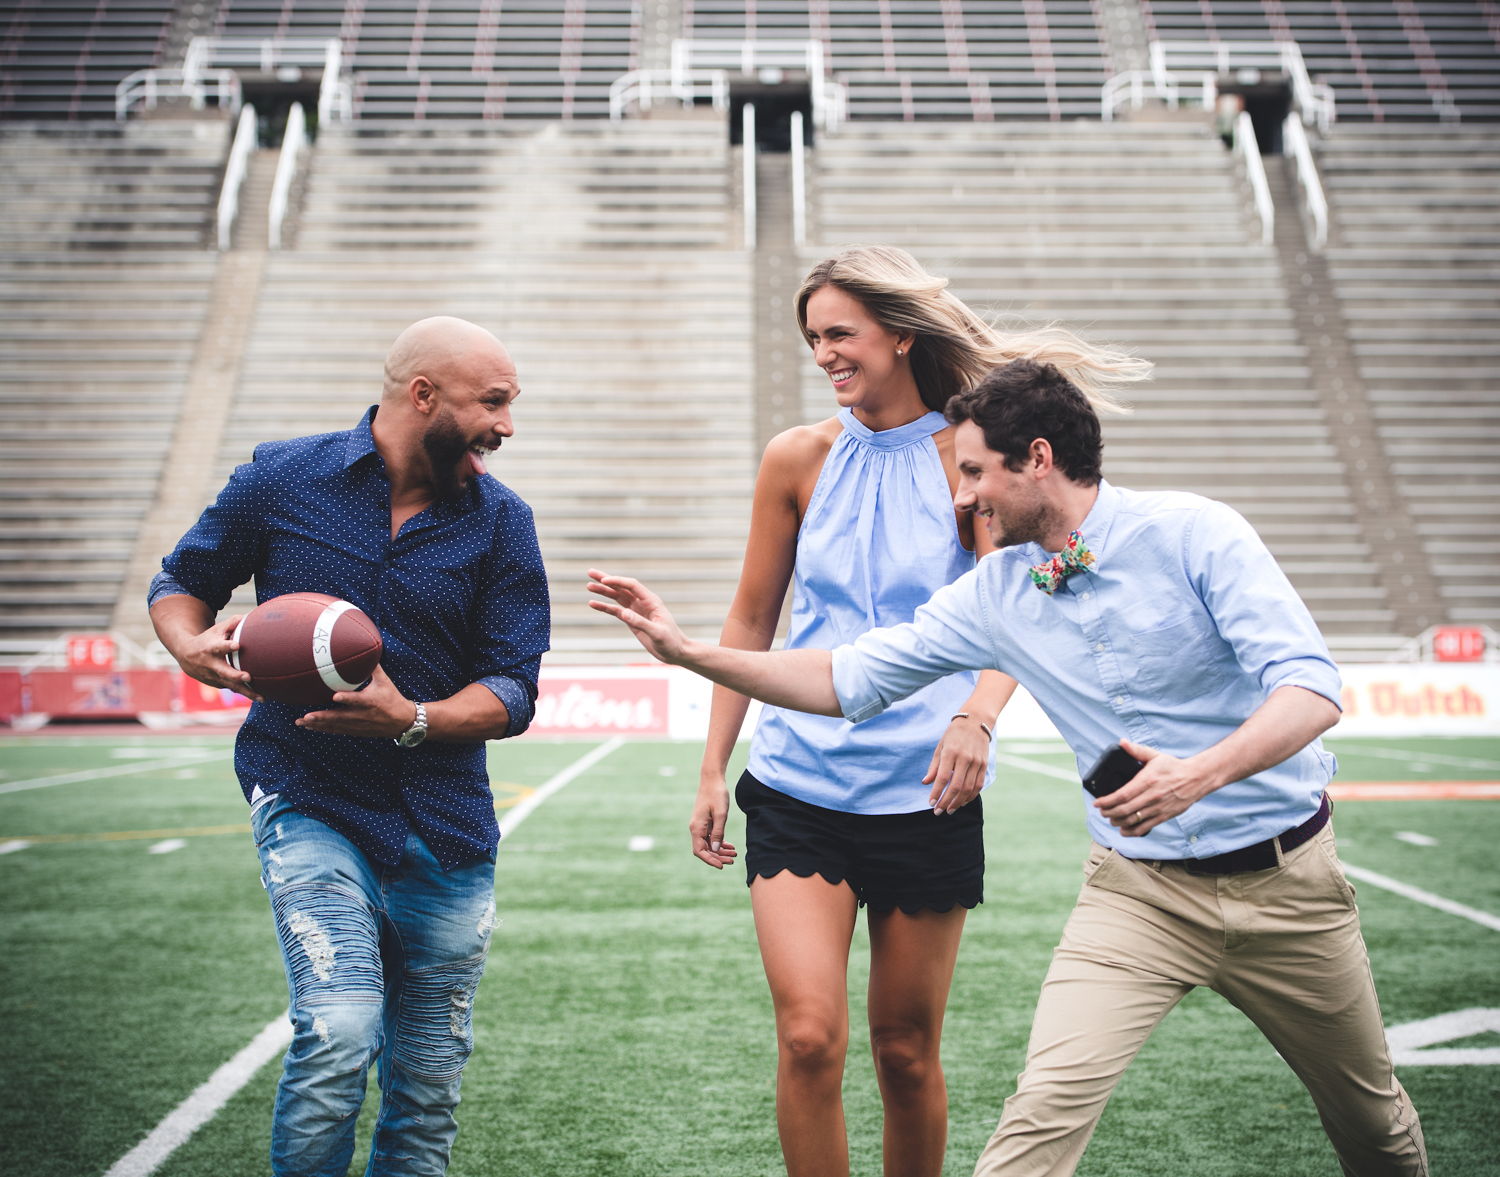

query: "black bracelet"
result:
(950, 711), (994, 741)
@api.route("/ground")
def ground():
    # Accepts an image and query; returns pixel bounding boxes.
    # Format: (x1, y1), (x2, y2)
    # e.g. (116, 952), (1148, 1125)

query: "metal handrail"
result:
(608, 68), (730, 120)
(673, 38), (824, 77)
(1103, 40), (1335, 131)
(742, 102), (756, 250)
(268, 102), (307, 250)
(11, 630), (170, 673)
(184, 37), (350, 125)
(185, 35), (332, 73)
(217, 104), (258, 251)
(818, 79), (847, 131)
(1281, 114), (1328, 251)
(790, 109), (807, 247)
(1100, 69), (1179, 121)
(607, 39), (847, 132)
(316, 39), (348, 124)
(1233, 110), (1273, 245)
(115, 66), (241, 120)
(1151, 40), (1335, 130)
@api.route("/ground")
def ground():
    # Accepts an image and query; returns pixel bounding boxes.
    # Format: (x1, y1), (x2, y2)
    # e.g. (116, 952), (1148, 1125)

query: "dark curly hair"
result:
(945, 360), (1105, 485)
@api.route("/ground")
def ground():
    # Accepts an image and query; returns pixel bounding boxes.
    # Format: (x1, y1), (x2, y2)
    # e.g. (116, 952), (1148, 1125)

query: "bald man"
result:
(150, 317), (550, 1176)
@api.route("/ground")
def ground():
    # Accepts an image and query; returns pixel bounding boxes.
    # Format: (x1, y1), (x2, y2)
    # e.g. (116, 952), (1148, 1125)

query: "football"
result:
(228, 592), (383, 707)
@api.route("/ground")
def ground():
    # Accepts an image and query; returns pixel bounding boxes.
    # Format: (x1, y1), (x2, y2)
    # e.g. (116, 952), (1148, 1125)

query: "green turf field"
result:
(1, 733), (1496, 1176)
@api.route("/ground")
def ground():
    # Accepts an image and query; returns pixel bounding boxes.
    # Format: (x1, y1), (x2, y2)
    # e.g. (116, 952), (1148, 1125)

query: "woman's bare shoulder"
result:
(761, 417), (841, 474)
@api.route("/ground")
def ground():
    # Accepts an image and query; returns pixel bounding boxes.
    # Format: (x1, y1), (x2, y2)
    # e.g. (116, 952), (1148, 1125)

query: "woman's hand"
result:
(690, 774), (738, 869)
(924, 714), (992, 814)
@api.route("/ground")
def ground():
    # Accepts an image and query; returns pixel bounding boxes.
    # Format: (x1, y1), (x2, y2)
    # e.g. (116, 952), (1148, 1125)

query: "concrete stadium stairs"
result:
(203, 118), (756, 663)
(0, 121), (224, 645)
(801, 118), (1411, 657)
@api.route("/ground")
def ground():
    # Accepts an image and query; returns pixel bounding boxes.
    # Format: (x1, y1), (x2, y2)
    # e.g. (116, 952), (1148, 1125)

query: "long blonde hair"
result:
(794, 244), (1149, 414)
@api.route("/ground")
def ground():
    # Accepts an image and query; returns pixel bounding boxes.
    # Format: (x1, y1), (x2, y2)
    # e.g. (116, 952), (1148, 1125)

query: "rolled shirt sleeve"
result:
(833, 570), (998, 723)
(1186, 500), (1343, 709)
(148, 459), (266, 612)
(470, 500), (549, 737)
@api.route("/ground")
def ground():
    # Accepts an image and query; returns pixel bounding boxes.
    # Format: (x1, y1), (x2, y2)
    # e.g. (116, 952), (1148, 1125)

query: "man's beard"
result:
(421, 413), (472, 502)
(992, 499), (1053, 550)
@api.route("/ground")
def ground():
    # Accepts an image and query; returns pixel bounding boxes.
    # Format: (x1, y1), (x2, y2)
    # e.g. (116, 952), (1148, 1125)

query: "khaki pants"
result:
(974, 825), (1427, 1177)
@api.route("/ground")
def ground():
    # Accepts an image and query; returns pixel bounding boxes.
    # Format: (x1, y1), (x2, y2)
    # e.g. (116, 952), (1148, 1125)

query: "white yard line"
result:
(994, 751), (1079, 784)
(1000, 753), (1500, 933)
(0, 752), (223, 796)
(102, 737), (625, 1177)
(102, 1019), (296, 1177)
(1341, 864), (1500, 934)
(1331, 741), (1500, 772)
(498, 736), (624, 837)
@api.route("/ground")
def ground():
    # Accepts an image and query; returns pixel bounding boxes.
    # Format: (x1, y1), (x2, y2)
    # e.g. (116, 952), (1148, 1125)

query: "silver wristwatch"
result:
(394, 700), (429, 748)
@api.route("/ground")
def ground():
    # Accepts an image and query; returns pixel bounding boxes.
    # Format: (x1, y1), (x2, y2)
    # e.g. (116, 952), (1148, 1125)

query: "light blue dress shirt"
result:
(749, 408), (982, 813)
(832, 481), (1342, 859)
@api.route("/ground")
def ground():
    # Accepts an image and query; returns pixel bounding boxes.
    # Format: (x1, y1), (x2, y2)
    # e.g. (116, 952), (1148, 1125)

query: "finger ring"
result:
(1133, 812), (1142, 824)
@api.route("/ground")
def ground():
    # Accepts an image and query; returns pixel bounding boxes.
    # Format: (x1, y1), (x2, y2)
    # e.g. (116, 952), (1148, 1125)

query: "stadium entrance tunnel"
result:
(729, 78), (814, 152)
(1215, 75), (1293, 154)
(240, 76), (323, 144)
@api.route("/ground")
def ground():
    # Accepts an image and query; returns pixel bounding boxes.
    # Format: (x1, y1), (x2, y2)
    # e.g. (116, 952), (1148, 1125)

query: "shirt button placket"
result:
(1074, 578), (1133, 725)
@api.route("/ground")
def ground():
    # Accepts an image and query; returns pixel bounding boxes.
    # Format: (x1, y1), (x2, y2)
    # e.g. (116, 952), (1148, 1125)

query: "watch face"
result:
(397, 703), (428, 747)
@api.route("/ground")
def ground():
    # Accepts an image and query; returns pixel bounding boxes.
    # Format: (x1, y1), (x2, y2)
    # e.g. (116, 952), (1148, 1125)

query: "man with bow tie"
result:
(587, 358), (1427, 1177)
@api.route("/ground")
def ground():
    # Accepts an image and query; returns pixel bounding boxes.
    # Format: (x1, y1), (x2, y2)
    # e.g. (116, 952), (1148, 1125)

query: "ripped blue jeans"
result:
(252, 794), (497, 1177)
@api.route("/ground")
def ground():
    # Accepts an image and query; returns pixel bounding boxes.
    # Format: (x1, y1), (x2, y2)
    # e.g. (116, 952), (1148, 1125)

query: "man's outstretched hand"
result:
(586, 570), (689, 665)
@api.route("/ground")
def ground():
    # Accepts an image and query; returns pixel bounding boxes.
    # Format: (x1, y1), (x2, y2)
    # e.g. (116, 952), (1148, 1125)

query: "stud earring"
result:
(896, 348), (904, 356)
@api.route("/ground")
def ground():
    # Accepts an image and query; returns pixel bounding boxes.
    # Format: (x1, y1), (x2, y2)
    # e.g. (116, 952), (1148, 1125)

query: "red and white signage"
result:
(65, 633), (116, 670)
(1336, 663), (1498, 735)
(530, 670), (672, 737)
(1431, 626), (1487, 663)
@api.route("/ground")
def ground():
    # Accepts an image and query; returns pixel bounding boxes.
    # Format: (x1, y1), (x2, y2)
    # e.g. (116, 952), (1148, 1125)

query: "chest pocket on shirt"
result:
(1124, 608), (1236, 705)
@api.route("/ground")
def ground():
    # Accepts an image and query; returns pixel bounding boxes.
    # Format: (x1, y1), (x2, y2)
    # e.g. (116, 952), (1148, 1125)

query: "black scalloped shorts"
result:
(735, 771), (984, 915)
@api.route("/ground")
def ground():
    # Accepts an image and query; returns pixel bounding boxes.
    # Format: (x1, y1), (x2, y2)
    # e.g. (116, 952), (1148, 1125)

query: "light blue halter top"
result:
(747, 408), (984, 813)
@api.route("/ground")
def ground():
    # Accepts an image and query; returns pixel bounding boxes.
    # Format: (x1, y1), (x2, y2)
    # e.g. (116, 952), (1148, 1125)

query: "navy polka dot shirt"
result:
(149, 407), (551, 869)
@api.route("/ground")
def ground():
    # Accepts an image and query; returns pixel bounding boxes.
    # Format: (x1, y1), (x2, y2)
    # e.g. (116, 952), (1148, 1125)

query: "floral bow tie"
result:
(1029, 531), (1096, 594)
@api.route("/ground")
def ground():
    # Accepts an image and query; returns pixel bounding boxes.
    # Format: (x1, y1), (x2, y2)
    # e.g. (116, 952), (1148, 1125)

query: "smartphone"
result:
(1082, 744), (1144, 798)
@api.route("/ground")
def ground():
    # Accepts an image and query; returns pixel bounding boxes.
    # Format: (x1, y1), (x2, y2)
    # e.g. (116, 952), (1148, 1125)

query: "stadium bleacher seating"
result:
(1319, 124), (1500, 629)
(0, 120), (222, 642)
(217, 0), (638, 120)
(1139, 0), (1500, 122)
(209, 117), (755, 660)
(804, 118), (1401, 647)
(0, 0), (1495, 665)
(292, 118), (735, 251)
(0, 0), (173, 121)
(688, 0), (1115, 121)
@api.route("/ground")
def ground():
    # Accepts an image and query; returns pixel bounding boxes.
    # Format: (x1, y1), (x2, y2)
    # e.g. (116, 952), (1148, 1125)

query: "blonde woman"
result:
(694, 246), (1147, 1176)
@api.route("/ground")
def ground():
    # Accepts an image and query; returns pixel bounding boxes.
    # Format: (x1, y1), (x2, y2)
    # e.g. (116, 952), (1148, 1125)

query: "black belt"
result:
(1177, 794), (1332, 876)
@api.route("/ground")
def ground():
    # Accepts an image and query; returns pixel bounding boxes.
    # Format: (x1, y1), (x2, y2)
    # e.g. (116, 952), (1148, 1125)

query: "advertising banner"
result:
(1335, 663), (1498, 736)
(26, 669), (176, 719)
(530, 668), (673, 738)
(525, 664), (1499, 743)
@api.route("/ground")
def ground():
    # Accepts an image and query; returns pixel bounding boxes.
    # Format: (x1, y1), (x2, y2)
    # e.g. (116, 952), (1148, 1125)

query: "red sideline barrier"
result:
(530, 673), (671, 738)
(26, 668), (177, 719)
(177, 673), (252, 715)
(0, 669), (23, 721)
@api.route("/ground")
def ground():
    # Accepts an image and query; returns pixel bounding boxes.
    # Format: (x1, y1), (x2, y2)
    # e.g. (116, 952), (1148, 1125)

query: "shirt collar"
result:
(1075, 479), (1119, 557)
(341, 406), (381, 470)
(1015, 479), (1118, 567)
(341, 404), (484, 517)
(838, 407), (949, 449)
